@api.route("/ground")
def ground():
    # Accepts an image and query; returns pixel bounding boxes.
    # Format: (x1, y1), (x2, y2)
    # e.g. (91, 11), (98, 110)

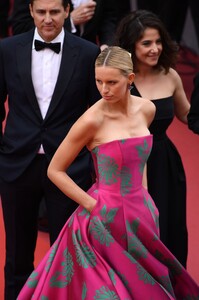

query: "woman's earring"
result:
(128, 83), (133, 90)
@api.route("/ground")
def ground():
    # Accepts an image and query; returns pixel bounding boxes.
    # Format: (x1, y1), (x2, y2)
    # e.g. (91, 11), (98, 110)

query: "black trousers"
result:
(0, 154), (92, 300)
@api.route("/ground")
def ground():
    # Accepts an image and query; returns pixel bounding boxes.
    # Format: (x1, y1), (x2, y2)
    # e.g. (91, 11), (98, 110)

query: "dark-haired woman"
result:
(115, 9), (190, 268)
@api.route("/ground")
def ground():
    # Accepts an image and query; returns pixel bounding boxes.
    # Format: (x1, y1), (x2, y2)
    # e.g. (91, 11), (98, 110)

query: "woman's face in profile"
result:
(95, 66), (134, 103)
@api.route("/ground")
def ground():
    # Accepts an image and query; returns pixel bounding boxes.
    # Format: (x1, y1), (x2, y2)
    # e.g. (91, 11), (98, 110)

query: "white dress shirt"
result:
(31, 28), (64, 153)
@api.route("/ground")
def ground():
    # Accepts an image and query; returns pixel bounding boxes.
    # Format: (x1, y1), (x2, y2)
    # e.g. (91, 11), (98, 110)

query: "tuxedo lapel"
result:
(44, 34), (80, 121)
(16, 36), (43, 121)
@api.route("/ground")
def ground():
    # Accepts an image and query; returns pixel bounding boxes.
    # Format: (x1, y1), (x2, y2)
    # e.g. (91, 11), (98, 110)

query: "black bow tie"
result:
(34, 39), (61, 54)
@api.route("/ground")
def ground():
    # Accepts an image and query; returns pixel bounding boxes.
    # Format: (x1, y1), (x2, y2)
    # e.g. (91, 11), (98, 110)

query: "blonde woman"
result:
(18, 47), (199, 300)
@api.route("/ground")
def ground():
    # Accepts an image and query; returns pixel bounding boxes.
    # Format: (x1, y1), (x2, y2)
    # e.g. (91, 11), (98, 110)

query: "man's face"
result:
(29, 0), (69, 42)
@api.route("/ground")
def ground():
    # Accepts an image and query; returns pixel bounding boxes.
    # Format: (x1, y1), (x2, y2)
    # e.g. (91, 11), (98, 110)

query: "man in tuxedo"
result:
(188, 72), (199, 134)
(11, 0), (117, 49)
(0, 0), (100, 298)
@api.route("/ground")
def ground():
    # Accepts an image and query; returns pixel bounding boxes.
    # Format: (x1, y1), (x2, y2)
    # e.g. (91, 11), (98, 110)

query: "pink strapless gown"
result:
(18, 135), (199, 299)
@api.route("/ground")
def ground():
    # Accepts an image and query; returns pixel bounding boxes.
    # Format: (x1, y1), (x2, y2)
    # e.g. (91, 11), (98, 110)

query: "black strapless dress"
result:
(131, 84), (188, 268)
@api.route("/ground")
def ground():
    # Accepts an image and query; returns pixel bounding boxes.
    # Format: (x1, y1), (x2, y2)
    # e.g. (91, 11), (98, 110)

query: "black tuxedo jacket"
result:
(0, 29), (100, 182)
(11, 0), (117, 45)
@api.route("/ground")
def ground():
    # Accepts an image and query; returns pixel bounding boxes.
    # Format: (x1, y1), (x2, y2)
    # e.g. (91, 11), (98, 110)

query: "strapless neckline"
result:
(91, 134), (152, 152)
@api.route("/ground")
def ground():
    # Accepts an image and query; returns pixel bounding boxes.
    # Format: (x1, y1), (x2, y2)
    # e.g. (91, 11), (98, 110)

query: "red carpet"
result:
(168, 119), (199, 283)
(0, 47), (199, 298)
(0, 208), (50, 299)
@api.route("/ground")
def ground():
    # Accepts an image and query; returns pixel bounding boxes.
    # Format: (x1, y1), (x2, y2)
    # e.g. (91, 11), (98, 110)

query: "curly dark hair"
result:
(114, 10), (179, 73)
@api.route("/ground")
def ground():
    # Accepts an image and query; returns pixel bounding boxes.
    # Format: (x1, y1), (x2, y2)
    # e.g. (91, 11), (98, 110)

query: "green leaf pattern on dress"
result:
(137, 264), (156, 285)
(97, 154), (120, 185)
(89, 216), (114, 246)
(94, 286), (120, 300)
(26, 271), (38, 288)
(144, 196), (159, 229)
(68, 214), (74, 227)
(136, 139), (151, 174)
(79, 208), (90, 219)
(154, 250), (183, 276)
(94, 147), (133, 196)
(126, 218), (139, 234)
(120, 166), (133, 196)
(117, 270), (130, 291)
(123, 251), (139, 264)
(45, 242), (59, 272)
(158, 275), (175, 297)
(120, 139), (126, 144)
(109, 268), (130, 292)
(126, 219), (148, 260)
(89, 205), (118, 246)
(72, 229), (97, 268)
(99, 205), (118, 226)
(50, 247), (74, 287)
(82, 282), (87, 300)
(108, 269), (116, 286)
(123, 251), (157, 286)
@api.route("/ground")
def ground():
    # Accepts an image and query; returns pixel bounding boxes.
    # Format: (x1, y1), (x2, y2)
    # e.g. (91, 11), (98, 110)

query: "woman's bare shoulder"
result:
(142, 97), (156, 114)
(132, 95), (156, 123)
(132, 95), (155, 108)
(167, 67), (182, 81)
(80, 99), (104, 129)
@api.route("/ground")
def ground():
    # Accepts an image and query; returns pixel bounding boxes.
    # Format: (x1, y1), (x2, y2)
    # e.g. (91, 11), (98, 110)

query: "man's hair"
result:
(30, 0), (69, 9)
